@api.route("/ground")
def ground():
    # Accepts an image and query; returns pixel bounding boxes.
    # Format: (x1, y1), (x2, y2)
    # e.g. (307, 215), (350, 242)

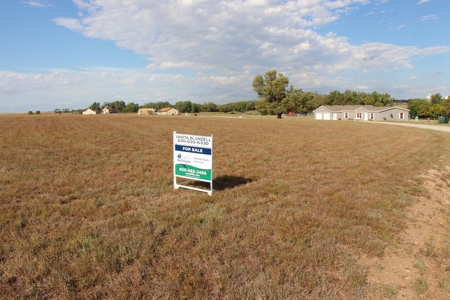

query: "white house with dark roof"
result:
(102, 106), (117, 114)
(313, 105), (410, 121)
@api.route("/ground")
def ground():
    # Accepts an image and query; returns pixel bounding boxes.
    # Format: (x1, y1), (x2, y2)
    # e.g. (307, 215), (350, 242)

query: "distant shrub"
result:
(28, 111), (33, 114)
(36, 111), (40, 114)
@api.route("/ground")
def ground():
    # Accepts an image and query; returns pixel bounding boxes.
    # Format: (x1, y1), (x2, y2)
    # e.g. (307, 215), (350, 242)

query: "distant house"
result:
(158, 107), (179, 115)
(313, 105), (410, 121)
(102, 106), (117, 114)
(82, 108), (100, 115)
(137, 108), (155, 115)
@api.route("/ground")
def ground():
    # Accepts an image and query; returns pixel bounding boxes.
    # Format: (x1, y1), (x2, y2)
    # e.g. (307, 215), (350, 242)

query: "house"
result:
(137, 108), (155, 115)
(102, 106), (117, 114)
(158, 107), (179, 115)
(82, 108), (100, 115)
(313, 105), (410, 121)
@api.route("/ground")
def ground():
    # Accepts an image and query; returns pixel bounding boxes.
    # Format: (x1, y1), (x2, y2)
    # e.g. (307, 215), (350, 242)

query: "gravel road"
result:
(370, 122), (450, 133)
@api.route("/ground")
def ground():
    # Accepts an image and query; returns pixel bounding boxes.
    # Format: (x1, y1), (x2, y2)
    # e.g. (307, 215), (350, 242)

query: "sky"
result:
(0, 0), (449, 113)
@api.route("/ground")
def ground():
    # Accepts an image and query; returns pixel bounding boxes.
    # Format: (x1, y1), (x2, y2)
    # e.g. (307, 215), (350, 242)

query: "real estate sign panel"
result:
(173, 133), (213, 182)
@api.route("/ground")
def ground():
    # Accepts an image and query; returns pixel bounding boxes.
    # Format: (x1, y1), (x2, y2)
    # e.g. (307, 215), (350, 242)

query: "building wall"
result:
(314, 107), (332, 120)
(138, 108), (155, 115)
(83, 109), (98, 115)
(379, 108), (409, 121)
(314, 106), (409, 121)
(167, 109), (178, 115)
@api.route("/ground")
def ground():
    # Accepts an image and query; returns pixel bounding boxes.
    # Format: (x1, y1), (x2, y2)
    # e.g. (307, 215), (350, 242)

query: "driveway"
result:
(370, 122), (450, 133)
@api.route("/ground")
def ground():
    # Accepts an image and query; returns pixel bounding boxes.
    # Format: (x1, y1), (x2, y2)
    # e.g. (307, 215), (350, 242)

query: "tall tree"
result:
(253, 70), (290, 118)
(430, 93), (443, 105)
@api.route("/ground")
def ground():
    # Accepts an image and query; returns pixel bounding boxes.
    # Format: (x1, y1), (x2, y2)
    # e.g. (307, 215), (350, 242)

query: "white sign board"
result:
(173, 132), (213, 195)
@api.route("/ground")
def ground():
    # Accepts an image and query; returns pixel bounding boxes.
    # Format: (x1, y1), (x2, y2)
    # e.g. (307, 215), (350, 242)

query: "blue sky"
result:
(1, 0), (449, 112)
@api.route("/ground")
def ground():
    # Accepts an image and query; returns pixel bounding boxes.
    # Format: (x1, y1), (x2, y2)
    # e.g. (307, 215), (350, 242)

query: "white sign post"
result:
(173, 132), (213, 195)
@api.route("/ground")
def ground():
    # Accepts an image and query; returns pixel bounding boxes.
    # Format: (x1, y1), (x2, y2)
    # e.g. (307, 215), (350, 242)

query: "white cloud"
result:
(23, 0), (57, 9)
(419, 14), (438, 21)
(410, 76), (418, 80)
(2, 0), (450, 112)
(51, 0), (449, 79)
(53, 18), (84, 31)
(417, 0), (431, 4)
(24, 1), (45, 7)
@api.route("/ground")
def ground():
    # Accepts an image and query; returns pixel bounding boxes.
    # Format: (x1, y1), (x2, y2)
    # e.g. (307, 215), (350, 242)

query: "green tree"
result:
(408, 99), (429, 118)
(361, 92), (394, 106)
(246, 100), (257, 111)
(109, 100), (126, 112)
(122, 102), (139, 113)
(343, 90), (362, 105)
(253, 70), (290, 118)
(174, 101), (192, 113)
(281, 87), (304, 114)
(443, 98), (450, 116)
(191, 102), (200, 113)
(306, 93), (327, 113)
(430, 93), (443, 105)
(218, 104), (232, 113)
(417, 102), (432, 118)
(202, 102), (217, 112)
(89, 102), (101, 111)
(328, 90), (345, 105)
(429, 104), (446, 118)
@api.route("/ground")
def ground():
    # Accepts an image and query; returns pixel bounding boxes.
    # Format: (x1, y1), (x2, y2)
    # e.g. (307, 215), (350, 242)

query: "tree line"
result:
(60, 69), (449, 118)
(252, 69), (396, 118)
(80, 100), (257, 114)
(252, 69), (449, 118)
(407, 94), (450, 118)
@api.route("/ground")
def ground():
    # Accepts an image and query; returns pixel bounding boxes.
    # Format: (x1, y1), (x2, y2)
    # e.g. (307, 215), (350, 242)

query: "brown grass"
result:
(0, 114), (449, 299)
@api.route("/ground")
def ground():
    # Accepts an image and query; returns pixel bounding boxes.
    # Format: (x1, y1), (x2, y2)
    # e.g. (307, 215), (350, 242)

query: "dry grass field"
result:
(1, 114), (450, 299)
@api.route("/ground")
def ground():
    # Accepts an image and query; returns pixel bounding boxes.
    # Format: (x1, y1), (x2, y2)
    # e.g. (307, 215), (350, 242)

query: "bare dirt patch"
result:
(364, 164), (450, 299)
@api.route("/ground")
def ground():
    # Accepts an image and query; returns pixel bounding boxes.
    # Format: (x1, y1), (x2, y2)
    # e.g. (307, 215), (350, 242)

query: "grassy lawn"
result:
(1, 114), (449, 299)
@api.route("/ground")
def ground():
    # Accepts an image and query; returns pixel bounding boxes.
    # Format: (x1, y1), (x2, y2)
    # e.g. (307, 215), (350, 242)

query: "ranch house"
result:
(158, 107), (179, 115)
(313, 105), (410, 121)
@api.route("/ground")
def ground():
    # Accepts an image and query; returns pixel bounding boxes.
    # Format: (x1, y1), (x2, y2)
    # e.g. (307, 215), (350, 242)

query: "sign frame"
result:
(173, 131), (213, 195)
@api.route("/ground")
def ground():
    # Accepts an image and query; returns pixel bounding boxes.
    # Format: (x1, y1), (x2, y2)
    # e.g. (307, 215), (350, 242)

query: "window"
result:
(356, 113), (362, 119)
(344, 112), (349, 119)
(370, 113), (374, 120)
(399, 112), (404, 119)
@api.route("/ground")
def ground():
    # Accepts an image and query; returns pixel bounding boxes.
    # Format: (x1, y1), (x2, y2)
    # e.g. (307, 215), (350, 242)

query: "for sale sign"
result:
(173, 132), (213, 195)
